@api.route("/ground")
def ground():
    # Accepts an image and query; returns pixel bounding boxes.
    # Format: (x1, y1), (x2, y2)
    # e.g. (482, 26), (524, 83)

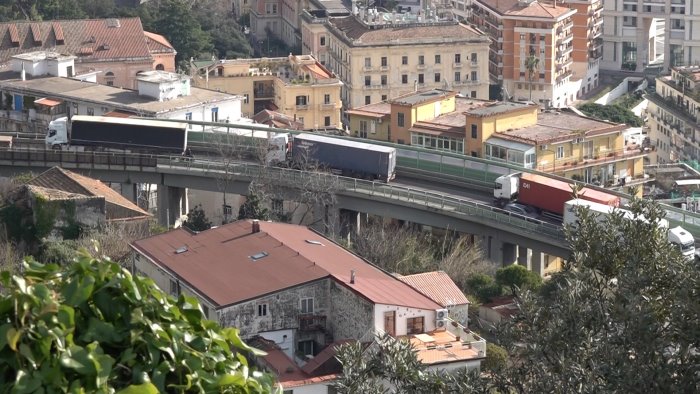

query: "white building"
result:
(0, 51), (244, 134)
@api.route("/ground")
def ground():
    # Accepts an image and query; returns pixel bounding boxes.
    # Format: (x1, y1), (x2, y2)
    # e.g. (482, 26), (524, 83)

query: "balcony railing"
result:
(320, 103), (337, 110)
(536, 146), (648, 173)
(296, 104), (309, 110)
(299, 315), (327, 332)
(444, 318), (486, 355)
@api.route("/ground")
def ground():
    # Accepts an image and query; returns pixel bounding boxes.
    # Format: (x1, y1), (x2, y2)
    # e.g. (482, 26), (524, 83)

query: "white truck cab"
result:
(45, 117), (69, 148)
(667, 226), (696, 261)
(494, 173), (520, 203)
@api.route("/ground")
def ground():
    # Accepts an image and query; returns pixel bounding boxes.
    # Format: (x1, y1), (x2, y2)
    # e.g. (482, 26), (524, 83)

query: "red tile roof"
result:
(0, 18), (153, 63)
(327, 17), (488, 45)
(398, 271), (470, 307)
(131, 221), (442, 310)
(28, 167), (150, 221)
(144, 31), (176, 54)
(477, 0), (574, 19)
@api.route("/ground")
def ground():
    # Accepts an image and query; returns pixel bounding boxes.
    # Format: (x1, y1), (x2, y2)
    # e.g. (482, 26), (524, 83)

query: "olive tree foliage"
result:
(333, 334), (486, 394)
(491, 198), (700, 393)
(0, 252), (279, 393)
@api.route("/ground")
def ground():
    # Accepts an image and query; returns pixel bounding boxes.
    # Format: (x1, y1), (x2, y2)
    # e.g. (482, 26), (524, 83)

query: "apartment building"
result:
(475, 104), (647, 185)
(0, 52), (243, 134)
(191, 54), (343, 129)
(302, 6), (491, 109)
(601, 0), (695, 71)
(0, 18), (176, 89)
(347, 89), (647, 185)
(131, 220), (486, 391)
(471, 0), (592, 107)
(645, 66), (700, 163)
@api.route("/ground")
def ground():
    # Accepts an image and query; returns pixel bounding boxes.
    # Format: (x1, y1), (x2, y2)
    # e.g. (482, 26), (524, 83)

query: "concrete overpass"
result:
(0, 149), (568, 274)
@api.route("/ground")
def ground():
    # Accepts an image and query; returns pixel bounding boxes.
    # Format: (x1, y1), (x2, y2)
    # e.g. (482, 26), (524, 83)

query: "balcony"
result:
(536, 146), (648, 173)
(362, 65), (373, 72)
(379, 65), (389, 71)
(320, 103), (337, 110)
(556, 70), (573, 82)
(299, 315), (327, 332)
(296, 104), (309, 110)
(416, 63), (427, 70)
(253, 88), (275, 99)
(444, 318), (486, 355)
(453, 62), (463, 68)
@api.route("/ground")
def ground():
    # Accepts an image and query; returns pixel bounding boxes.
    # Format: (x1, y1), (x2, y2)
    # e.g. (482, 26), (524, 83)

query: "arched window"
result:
(155, 64), (165, 71)
(105, 71), (115, 86)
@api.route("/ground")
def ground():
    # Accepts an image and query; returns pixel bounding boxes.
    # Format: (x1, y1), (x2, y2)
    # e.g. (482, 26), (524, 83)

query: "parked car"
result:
(503, 202), (540, 219)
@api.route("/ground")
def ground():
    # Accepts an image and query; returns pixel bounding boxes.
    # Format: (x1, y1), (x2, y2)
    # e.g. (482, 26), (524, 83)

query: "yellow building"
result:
(301, 7), (491, 109)
(191, 54), (343, 130)
(347, 90), (647, 187)
(478, 105), (647, 186)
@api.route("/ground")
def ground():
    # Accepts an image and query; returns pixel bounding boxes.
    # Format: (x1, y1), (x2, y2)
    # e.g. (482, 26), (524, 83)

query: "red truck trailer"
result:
(495, 172), (620, 216)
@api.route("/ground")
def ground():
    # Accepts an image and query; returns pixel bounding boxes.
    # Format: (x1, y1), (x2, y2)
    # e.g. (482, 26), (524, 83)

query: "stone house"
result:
(130, 219), (487, 392)
(0, 18), (176, 89)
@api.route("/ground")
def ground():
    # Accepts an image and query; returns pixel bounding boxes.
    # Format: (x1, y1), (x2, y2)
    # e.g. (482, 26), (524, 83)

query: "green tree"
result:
(482, 343), (508, 373)
(141, 0), (213, 66)
(192, 0), (252, 59)
(333, 333), (484, 393)
(0, 253), (278, 392)
(577, 102), (643, 127)
(524, 53), (540, 102)
(495, 264), (542, 296)
(183, 203), (212, 232)
(238, 190), (269, 221)
(492, 199), (700, 392)
(466, 273), (502, 303)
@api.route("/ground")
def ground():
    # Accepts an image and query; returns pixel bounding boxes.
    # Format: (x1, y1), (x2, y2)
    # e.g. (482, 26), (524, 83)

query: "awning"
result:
(103, 110), (136, 118)
(485, 137), (534, 152)
(34, 98), (63, 107)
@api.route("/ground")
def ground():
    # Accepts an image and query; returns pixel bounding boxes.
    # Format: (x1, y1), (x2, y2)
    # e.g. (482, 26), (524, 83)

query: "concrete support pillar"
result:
(517, 245), (530, 270)
(502, 242), (517, 266)
(531, 249), (545, 277)
(119, 182), (137, 203)
(157, 186), (186, 227)
(488, 236), (502, 265)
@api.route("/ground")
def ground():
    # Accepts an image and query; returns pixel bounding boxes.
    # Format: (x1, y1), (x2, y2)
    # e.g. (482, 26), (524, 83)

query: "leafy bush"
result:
(577, 103), (643, 127)
(0, 253), (278, 392)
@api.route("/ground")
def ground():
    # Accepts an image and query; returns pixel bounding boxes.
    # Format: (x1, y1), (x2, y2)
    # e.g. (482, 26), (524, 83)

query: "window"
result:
(454, 53), (461, 64)
(471, 124), (477, 139)
(471, 71), (477, 81)
(435, 54), (441, 64)
(185, 112), (193, 129)
(324, 94), (330, 104)
(402, 56), (408, 65)
(365, 95), (371, 105)
(364, 57), (371, 68)
(402, 74), (408, 84)
(471, 91), (477, 98)
(169, 279), (179, 296)
(418, 55), (424, 65)
(455, 71), (461, 82)
(324, 116), (331, 126)
(407, 316), (424, 334)
(381, 95), (387, 101)
(87, 107), (94, 116)
(381, 56), (387, 67)
(418, 74), (424, 84)
(295, 96), (307, 106)
(434, 73), (441, 82)
(359, 120), (368, 138)
(320, 36), (326, 46)
(244, 94), (249, 104)
(365, 76), (371, 86)
(381, 75), (387, 85)
(556, 146), (564, 159)
(623, 16), (637, 27)
(202, 304), (209, 317)
(265, 3), (277, 13)
(397, 112), (405, 127)
(211, 107), (218, 122)
(300, 298), (314, 314)
(258, 304), (268, 316)
(298, 340), (314, 357)
(471, 53), (477, 63)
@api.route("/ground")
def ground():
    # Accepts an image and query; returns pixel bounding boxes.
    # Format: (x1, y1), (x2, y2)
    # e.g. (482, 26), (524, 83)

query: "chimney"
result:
(350, 270), (356, 284)
(252, 219), (260, 233)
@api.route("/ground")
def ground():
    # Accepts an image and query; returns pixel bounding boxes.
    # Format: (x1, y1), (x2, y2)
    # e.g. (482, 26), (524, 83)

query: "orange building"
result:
(471, 0), (599, 107)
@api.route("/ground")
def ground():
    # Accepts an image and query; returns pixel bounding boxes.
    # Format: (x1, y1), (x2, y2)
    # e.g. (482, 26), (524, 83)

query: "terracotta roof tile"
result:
(477, 0), (574, 19)
(0, 18), (152, 64)
(131, 221), (442, 310)
(398, 271), (469, 307)
(328, 17), (488, 45)
(28, 167), (150, 220)
(144, 31), (176, 54)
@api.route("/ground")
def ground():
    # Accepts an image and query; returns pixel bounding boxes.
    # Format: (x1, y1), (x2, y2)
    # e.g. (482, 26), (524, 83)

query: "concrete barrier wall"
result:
(595, 76), (644, 105)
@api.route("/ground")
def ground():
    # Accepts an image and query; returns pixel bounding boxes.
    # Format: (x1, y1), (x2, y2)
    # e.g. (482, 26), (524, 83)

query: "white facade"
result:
(602, 0), (700, 71)
(259, 329), (295, 359)
(136, 71), (192, 101)
(374, 304), (439, 335)
(11, 52), (76, 78)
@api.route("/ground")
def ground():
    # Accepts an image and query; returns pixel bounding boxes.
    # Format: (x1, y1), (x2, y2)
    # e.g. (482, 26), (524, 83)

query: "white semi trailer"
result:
(563, 199), (696, 261)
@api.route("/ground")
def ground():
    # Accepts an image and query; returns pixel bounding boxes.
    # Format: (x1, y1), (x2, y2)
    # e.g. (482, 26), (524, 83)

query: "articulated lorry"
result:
(45, 115), (188, 154)
(291, 133), (396, 182)
(494, 172), (620, 216)
(563, 198), (696, 261)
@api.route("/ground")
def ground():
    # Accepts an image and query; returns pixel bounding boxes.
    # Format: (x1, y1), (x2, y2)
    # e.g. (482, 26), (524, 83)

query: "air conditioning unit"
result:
(573, 137), (584, 144)
(436, 308), (448, 321)
(436, 319), (447, 329)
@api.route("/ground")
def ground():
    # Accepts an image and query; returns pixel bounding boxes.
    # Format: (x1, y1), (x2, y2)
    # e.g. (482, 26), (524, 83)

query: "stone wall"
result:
(328, 280), (374, 341)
